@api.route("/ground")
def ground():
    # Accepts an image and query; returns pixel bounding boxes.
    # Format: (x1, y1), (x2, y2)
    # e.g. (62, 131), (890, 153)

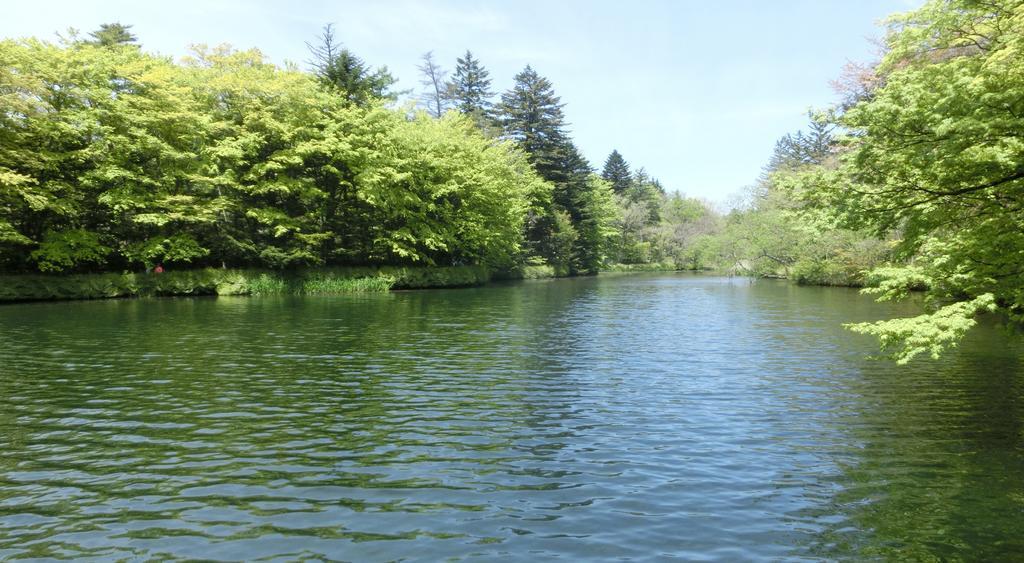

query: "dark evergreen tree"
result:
(555, 141), (592, 219)
(447, 50), (494, 117)
(499, 65), (569, 184)
(560, 142), (607, 273)
(627, 167), (664, 223)
(601, 150), (632, 194)
(497, 68), (614, 273)
(802, 118), (835, 163)
(307, 24), (397, 106)
(764, 114), (836, 173)
(755, 115), (838, 200)
(86, 23), (137, 47)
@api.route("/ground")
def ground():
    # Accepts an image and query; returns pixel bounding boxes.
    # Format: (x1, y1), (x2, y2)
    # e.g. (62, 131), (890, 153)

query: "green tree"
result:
(0, 37), (548, 274)
(557, 143), (617, 273)
(498, 69), (620, 273)
(794, 0), (1024, 362)
(306, 24), (397, 106)
(182, 45), (338, 269)
(86, 23), (137, 47)
(0, 38), (138, 272)
(764, 114), (835, 174)
(625, 167), (664, 223)
(572, 173), (619, 273)
(655, 195), (720, 269)
(498, 65), (568, 184)
(358, 111), (547, 267)
(601, 150), (632, 194)
(446, 50), (494, 125)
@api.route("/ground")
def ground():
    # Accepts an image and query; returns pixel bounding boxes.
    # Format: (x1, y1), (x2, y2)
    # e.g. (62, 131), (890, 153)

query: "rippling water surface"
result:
(1, 274), (1023, 560)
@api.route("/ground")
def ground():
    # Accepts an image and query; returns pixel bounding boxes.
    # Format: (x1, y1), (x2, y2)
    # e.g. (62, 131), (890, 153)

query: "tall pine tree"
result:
(498, 67), (615, 273)
(447, 50), (494, 115)
(601, 150), (632, 194)
(561, 143), (615, 273)
(499, 65), (568, 184)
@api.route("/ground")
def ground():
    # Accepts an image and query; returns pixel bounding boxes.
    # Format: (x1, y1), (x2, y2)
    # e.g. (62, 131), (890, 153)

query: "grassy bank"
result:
(0, 261), (882, 303)
(604, 261), (870, 288)
(601, 262), (682, 273)
(0, 265), (511, 303)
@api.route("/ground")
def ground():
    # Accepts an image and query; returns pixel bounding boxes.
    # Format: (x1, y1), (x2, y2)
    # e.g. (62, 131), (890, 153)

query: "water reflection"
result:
(0, 275), (1021, 560)
(792, 322), (1024, 560)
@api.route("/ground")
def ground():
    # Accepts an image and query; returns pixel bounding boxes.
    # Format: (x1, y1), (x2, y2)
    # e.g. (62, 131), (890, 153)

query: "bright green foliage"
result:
(571, 174), (620, 273)
(601, 150), (632, 194)
(0, 38), (547, 275)
(848, 294), (997, 364)
(30, 230), (111, 272)
(157, 45), (331, 269)
(800, 0), (1024, 358)
(125, 234), (209, 268)
(0, 31), (701, 281)
(859, 265), (931, 302)
(364, 112), (543, 268)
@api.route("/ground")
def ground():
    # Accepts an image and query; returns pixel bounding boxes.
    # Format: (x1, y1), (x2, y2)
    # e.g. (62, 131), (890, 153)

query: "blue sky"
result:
(2, 0), (921, 202)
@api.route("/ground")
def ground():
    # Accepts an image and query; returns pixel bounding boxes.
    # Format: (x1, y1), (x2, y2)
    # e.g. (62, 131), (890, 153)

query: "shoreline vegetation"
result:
(0, 265), (494, 302)
(0, 263), (867, 304)
(0, 27), (867, 305)
(0, 264), (688, 303)
(0, 29), (729, 296)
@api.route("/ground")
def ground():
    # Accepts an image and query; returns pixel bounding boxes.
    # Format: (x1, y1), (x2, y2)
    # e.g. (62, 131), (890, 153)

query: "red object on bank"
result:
(154, 265), (164, 274)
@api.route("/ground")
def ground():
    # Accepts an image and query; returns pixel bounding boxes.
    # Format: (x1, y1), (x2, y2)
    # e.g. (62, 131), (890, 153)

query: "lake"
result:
(1, 274), (1022, 560)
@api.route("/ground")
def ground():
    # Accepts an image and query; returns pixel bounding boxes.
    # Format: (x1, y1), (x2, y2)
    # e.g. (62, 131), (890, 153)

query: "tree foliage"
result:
(788, 0), (1024, 361)
(764, 115), (835, 173)
(499, 66), (569, 183)
(446, 50), (495, 126)
(601, 150), (632, 194)
(306, 24), (398, 106)
(497, 67), (623, 273)
(85, 23), (138, 47)
(0, 38), (547, 273)
(0, 29), (704, 281)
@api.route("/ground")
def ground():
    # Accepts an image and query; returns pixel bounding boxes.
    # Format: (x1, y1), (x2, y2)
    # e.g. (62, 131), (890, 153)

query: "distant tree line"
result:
(0, 23), (718, 277)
